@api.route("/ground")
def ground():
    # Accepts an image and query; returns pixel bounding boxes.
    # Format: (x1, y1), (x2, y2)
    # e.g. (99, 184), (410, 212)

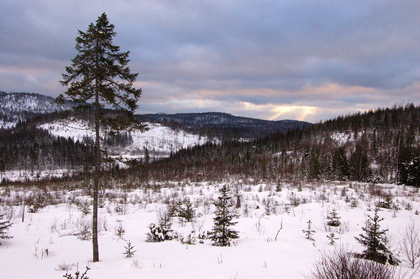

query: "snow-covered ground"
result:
(0, 120), (15, 129)
(1, 181), (419, 279)
(0, 169), (75, 183)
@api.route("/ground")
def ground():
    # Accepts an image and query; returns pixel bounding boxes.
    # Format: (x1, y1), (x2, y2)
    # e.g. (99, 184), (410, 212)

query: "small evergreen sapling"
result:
(326, 232), (339, 245)
(115, 221), (126, 240)
(326, 209), (341, 227)
(123, 240), (136, 258)
(176, 198), (196, 222)
(210, 185), (239, 247)
(0, 212), (13, 244)
(355, 206), (399, 265)
(303, 220), (316, 241)
(157, 208), (174, 240)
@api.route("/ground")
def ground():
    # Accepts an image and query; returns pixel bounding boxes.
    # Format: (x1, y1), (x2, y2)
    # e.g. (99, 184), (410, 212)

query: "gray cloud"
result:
(1, 0), (419, 122)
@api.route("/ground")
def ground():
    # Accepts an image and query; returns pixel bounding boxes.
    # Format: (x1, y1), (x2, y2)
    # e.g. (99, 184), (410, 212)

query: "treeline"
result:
(131, 104), (419, 187)
(1, 104), (418, 188)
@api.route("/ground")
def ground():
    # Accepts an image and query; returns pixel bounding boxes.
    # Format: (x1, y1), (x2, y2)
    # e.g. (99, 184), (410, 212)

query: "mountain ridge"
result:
(0, 91), (311, 182)
(0, 91), (311, 139)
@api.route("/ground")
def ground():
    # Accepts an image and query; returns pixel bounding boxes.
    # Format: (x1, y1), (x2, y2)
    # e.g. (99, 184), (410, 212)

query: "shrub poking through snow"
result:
(305, 249), (396, 279)
(63, 266), (90, 279)
(209, 185), (239, 247)
(354, 206), (399, 265)
(115, 221), (126, 240)
(399, 220), (420, 269)
(180, 231), (197, 245)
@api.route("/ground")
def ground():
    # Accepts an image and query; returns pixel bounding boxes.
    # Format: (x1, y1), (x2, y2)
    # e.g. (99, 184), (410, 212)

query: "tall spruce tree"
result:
(210, 185), (239, 246)
(57, 13), (145, 262)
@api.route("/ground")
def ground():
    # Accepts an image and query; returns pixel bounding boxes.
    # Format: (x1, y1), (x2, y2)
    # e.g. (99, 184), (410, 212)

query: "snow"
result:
(39, 120), (214, 159)
(0, 169), (75, 183)
(1, 181), (419, 279)
(0, 120), (15, 129)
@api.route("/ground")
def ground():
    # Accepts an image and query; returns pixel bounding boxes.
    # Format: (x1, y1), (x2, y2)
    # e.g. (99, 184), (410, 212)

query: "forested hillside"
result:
(0, 123), (94, 177)
(1, 97), (418, 187)
(139, 112), (311, 139)
(133, 104), (419, 187)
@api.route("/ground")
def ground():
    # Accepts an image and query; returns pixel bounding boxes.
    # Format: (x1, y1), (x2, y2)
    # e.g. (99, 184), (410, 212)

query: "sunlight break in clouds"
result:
(269, 105), (317, 122)
(240, 102), (317, 122)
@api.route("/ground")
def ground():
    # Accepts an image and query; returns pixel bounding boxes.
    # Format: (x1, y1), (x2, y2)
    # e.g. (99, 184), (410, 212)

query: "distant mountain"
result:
(0, 91), (73, 128)
(0, 92), (311, 140)
(139, 112), (311, 139)
(0, 91), (311, 181)
(140, 104), (419, 186)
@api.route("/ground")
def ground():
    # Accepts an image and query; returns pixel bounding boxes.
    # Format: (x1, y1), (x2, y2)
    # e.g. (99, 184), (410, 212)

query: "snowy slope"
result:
(39, 119), (215, 160)
(0, 92), (71, 128)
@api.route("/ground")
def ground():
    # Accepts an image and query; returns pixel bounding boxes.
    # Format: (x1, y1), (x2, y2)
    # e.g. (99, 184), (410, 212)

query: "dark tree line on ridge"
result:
(0, 123), (95, 176)
(128, 104), (419, 187)
(0, 104), (419, 187)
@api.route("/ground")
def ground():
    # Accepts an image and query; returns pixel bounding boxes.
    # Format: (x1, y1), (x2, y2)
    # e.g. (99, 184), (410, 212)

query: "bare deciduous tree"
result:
(400, 220), (420, 269)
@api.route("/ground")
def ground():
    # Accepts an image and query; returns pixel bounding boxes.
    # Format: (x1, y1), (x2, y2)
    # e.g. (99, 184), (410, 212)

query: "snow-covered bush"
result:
(145, 223), (167, 242)
(180, 231), (197, 245)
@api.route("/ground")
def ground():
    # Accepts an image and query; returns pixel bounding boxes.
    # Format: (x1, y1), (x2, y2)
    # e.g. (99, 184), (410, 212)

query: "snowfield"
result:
(1, 181), (419, 279)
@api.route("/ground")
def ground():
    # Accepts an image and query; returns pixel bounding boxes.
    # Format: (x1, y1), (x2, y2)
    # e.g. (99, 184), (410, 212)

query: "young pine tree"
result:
(123, 240), (136, 258)
(355, 206), (399, 265)
(0, 213), (12, 244)
(303, 220), (316, 241)
(326, 208), (341, 227)
(210, 185), (239, 247)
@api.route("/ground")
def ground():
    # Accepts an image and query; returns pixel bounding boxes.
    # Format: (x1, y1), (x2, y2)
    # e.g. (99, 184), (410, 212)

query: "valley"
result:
(0, 92), (419, 278)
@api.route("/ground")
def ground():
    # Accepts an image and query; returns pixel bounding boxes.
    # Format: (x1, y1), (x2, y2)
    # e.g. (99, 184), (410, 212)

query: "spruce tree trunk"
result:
(92, 74), (100, 263)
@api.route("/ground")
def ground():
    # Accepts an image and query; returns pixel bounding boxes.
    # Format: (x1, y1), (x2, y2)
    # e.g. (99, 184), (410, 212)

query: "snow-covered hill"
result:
(0, 91), (72, 128)
(39, 119), (215, 162)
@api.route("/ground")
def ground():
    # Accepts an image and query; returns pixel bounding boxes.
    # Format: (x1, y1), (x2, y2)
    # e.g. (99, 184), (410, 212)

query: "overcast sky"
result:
(1, 0), (419, 122)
